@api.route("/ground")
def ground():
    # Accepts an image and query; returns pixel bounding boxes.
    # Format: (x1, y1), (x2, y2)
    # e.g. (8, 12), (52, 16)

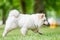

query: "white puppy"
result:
(2, 10), (20, 37)
(3, 9), (47, 37)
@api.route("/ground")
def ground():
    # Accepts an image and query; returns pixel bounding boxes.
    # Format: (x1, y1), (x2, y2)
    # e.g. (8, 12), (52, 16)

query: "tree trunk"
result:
(21, 0), (26, 14)
(34, 0), (45, 13)
(2, 9), (6, 24)
(2, 4), (6, 24)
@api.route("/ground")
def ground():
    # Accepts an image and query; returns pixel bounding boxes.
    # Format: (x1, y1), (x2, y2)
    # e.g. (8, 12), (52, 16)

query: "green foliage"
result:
(25, 0), (34, 14)
(0, 9), (2, 20)
(12, 0), (21, 9)
(44, 0), (60, 18)
(0, 0), (60, 19)
(0, 0), (4, 7)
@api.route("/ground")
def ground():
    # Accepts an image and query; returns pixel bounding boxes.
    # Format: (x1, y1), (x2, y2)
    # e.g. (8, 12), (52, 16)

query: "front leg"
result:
(32, 28), (43, 35)
(21, 27), (28, 36)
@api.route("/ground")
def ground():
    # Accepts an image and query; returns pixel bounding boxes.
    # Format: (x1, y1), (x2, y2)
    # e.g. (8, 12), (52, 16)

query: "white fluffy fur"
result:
(2, 10), (47, 37)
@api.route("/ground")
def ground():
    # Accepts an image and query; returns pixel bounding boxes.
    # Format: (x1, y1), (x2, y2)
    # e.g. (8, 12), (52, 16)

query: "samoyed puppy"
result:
(2, 9), (48, 37)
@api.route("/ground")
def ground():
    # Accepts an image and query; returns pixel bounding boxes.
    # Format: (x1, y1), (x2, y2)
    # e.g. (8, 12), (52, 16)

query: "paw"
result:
(39, 32), (43, 35)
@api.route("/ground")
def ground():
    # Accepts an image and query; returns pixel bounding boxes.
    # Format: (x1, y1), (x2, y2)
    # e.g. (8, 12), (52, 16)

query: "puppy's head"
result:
(9, 10), (20, 18)
(37, 13), (49, 25)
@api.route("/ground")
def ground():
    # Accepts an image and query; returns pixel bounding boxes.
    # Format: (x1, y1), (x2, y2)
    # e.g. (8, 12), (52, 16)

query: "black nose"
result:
(47, 22), (50, 26)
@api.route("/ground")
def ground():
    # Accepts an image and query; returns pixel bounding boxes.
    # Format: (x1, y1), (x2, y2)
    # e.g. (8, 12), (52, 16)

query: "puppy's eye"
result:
(44, 19), (45, 21)
(44, 20), (46, 22)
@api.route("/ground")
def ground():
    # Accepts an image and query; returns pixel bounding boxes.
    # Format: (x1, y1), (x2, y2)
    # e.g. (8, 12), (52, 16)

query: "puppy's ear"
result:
(41, 14), (44, 18)
(38, 14), (45, 19)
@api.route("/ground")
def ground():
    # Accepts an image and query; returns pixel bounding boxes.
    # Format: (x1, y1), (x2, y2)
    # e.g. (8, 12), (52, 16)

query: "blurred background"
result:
(0, 0), (60, 24)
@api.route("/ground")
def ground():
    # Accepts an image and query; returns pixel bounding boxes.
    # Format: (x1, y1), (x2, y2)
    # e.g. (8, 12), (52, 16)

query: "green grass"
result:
(0, 25), (60, 40)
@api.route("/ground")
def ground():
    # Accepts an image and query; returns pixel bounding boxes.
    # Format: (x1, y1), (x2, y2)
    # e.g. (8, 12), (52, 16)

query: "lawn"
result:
(0, 25), (60, 40)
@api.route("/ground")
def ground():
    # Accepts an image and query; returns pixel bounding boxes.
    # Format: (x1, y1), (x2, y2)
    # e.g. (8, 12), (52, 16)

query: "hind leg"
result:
(3, 28), (9, 37)
(2, 26), (11, 37)
(2, 23), (17, 37)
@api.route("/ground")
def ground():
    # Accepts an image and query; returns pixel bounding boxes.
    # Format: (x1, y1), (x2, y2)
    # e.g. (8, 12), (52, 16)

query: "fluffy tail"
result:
(9, 9), (20, 17)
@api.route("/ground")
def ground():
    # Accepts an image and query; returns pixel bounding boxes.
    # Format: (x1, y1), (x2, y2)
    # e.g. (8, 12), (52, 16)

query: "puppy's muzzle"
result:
(43, 20), (50, 26)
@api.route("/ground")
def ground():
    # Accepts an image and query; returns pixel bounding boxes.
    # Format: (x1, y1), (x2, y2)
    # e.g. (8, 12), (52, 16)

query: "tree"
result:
(34, 0), (45, 13)
(0, 0), (7, 24)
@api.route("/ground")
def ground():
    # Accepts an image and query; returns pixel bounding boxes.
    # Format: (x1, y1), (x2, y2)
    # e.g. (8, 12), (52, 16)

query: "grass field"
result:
(0, 25), (60, 40)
